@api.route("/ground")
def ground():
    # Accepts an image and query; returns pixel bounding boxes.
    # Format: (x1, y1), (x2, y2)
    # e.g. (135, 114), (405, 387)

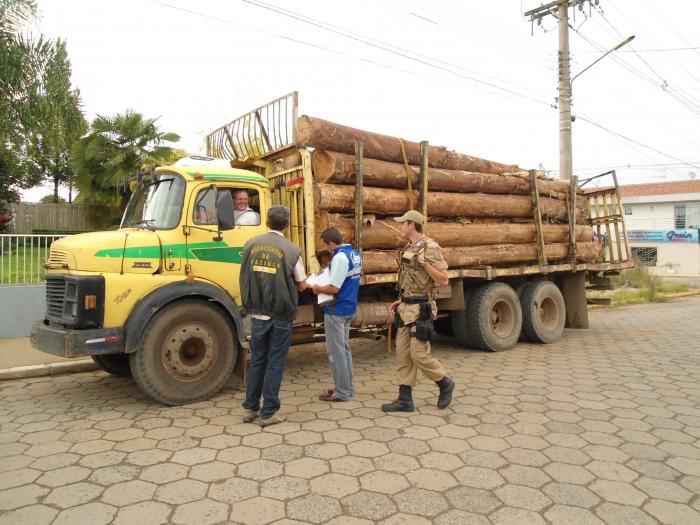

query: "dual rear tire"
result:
(450, 279), (566, 352)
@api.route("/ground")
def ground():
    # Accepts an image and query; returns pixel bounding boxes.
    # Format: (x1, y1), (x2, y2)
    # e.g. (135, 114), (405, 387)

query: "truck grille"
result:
(46, 275), (67, 319)
(47, 249), (69, 269)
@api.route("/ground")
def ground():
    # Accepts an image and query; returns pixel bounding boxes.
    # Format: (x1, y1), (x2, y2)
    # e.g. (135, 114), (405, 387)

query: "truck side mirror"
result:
(217, 191), (235, 230)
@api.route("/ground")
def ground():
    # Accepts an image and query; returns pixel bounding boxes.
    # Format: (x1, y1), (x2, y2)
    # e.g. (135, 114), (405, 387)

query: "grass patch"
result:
(0, 248), (50, 285)
(590, 262), (700, 306)
(656, 284), (691, 294)
(610, 289), (666, 306)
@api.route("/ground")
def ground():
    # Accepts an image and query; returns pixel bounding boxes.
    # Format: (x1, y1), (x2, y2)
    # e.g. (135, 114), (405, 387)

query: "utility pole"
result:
(558, 2), (573, 183)
(524, 0), (594, 181)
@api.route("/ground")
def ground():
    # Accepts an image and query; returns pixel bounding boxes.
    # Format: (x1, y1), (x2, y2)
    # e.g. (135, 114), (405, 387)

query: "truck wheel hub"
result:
(490, 301), (514, 335)
(162, 322), (217, 380)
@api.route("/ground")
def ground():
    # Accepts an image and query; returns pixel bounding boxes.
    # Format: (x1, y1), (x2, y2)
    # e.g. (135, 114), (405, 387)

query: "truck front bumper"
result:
(30, 322), (125, 358)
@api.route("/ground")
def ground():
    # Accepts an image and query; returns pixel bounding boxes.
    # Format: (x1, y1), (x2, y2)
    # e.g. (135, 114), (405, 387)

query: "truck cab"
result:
(32, 161), (288, 405)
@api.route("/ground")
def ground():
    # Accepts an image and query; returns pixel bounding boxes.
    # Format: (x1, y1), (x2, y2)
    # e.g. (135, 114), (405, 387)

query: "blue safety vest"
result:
(325, 244), (362, 316)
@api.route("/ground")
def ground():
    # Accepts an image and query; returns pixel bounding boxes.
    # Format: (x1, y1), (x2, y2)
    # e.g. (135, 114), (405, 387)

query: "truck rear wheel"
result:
(467, 282), (522, 352)
(92, 354), (132, 377)
(521, 280), (566, 344)
(450, 285), (475, 348)
(130, 299), (237, 405)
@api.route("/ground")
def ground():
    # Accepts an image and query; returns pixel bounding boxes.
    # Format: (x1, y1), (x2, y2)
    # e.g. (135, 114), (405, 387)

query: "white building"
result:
(618, 180), (700, 275)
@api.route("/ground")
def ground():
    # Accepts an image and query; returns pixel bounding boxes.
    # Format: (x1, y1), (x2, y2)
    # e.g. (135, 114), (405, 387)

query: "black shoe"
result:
(436, 376), (455, 409)
(382, 385), (415, 412)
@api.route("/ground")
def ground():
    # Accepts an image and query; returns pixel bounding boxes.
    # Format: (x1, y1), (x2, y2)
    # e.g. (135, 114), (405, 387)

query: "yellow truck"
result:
(31, 93), (632, 405)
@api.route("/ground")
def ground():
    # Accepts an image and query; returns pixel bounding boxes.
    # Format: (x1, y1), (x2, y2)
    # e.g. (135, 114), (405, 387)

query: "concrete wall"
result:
(0, 285), (45, 338)
(631, 242), (700, 275)
(625, 203), (675, 230)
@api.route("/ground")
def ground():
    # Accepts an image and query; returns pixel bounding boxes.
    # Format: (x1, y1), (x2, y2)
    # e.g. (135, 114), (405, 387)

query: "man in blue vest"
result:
(312, 227), (362, 402)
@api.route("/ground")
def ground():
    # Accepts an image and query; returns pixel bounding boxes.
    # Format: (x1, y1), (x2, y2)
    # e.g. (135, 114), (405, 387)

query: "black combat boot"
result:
(381, 385), (415, 412)
(436, 376), (455, 409)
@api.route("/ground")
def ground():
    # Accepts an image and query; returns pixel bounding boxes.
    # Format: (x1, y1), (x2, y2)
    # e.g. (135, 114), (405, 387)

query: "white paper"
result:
(306, 268), (334, 305)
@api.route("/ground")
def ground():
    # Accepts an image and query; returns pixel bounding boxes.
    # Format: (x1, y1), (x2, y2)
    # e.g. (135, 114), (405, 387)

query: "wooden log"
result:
(312, 150), (577, 200)
(272, 151), (302, 172)
(315, 213), (594, 250)
(298, 115), (522, 175)
(313, 184), (588, 222)
(361, 242), (601, 273)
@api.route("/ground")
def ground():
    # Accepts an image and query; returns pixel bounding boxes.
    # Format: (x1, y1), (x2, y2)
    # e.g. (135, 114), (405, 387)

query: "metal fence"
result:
(0, 234), (69, 285)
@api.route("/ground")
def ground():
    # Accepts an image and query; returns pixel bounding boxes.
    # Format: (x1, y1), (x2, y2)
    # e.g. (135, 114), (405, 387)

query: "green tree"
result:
(25, 40), (87, 203)
(1, 0), (44, 213)
(1, 0), (86, 218)
(39, 194), (65, 203)
(71, 111), (180, 202)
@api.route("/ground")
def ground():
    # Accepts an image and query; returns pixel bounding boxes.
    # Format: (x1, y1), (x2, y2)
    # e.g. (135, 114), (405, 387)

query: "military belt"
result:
(401, 296), (429, 304)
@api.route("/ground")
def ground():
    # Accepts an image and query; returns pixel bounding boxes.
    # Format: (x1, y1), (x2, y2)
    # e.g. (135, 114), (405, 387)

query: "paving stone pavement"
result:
(1, 296), (700, 524)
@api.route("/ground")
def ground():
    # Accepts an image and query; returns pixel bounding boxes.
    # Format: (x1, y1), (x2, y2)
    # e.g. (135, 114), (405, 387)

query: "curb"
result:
(664, 290), (700, 299)
(0, 359), (99, 381)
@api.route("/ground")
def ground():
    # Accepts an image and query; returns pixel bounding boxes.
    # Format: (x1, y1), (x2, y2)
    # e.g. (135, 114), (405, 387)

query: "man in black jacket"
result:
(240, 205), (306, 427)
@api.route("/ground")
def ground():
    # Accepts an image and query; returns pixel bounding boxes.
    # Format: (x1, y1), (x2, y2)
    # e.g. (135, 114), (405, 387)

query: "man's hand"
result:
(297, 281), (307, 292)
(312, 283), (340, 296)
(389, 300), (400, 314)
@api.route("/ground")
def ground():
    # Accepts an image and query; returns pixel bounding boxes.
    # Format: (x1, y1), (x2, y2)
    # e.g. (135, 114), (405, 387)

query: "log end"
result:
(311, 150), (336, 183)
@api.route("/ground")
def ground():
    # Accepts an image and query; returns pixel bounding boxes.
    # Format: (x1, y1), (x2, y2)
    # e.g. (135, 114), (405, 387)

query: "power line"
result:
(593, 4), (700, 108)
(238, 0), (554, 107)
(600, 2), (700, 112)
(569, 24), (700, 118)
(578, 46), (700, 53)
(145, 0), (436, 80)
(147, 0), (555, 110)
(643, 0), (700, 63)
(150, 0), (699, 178)
(576, 115), (700, 172)
(425, 0), (560, 60)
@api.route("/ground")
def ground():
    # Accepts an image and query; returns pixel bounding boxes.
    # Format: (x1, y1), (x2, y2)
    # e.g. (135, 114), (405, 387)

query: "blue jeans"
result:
(324, 314), (355, 401)
(243, 317), (292, 420)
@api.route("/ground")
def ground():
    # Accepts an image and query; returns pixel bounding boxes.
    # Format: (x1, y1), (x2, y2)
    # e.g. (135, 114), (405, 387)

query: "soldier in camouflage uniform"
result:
(382, 210), (456, 412)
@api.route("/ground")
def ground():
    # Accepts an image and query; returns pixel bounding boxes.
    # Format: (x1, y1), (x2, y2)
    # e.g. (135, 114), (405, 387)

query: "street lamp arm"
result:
(571, 35), (635, 85)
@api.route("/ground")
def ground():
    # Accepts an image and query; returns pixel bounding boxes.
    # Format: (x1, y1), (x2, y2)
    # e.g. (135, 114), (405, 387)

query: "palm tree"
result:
(71, 111), (180, 201)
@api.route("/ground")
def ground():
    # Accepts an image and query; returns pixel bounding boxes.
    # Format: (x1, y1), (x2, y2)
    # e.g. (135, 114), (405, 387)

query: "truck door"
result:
(185, 184), (266, 304)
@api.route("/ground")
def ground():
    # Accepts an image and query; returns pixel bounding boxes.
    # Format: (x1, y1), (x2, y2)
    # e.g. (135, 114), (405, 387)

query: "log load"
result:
(312, 150), (579, 200)
(298, 115), (522, 175)
(361, 242), (601, 274)
(313, 184), (587, 222)
(315, 212), (594, 250)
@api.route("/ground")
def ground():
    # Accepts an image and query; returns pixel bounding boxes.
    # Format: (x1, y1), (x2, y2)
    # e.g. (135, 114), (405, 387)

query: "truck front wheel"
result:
(130, 299), (237, 405)
(92, 354), (132, 377)
(467, 282), (522, 352)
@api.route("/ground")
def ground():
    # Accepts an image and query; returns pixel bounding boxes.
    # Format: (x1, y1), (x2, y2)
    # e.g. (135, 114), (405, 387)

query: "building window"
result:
(686, 204), (700, 229)
(624, 207), (632, 216)
(675, 204), (686, 229)
(631, 247), (657, 266)
(673, 203), (700, 229)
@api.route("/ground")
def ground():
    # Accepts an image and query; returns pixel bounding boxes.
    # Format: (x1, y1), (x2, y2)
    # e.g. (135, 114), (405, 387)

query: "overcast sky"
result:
(25, 0), (700, 200)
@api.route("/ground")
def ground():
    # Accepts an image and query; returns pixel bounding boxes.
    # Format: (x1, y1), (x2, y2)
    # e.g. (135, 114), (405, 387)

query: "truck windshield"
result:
(121, 173), (185, 230)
